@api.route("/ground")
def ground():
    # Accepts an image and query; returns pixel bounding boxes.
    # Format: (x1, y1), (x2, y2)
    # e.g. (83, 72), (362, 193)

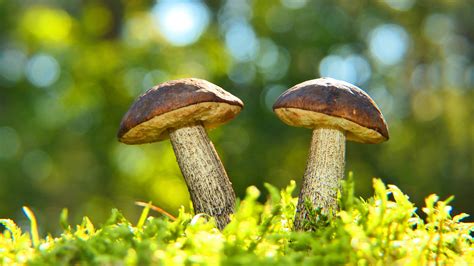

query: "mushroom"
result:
(273, 77), (389, 230)
(117, 78), (243, 230)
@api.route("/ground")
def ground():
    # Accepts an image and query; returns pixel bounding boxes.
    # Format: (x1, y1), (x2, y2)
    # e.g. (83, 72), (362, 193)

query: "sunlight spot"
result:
(411, 64), (429, 90)
(261, 84), (287, 112)
(83, 3), (112, 36)
(34, 95), (66, 128)
(368, 24), (409, 66)
(413, 65), (443, 91)
(423, 14), (454, 44)
(225, 19), (259, 61)
(26, 53), (60, 88)
(256, 39), (279, 69)
(0, 49), (27, 83)
(281, 0), (307, 9)
(265, 6), (293, 33)
(465, 65), (474, 88)
(123, 68), (148, 96)
(369, 86), (394, 118)
(444, 55), (467, 88)
(21, 7), (72, 43)
(228, 63), (256, 84)
(439, 35), (470, 57)
(142, 70), (169, 91)
(319, 54), (371, 85)
(257, 39), (291, 81)
(152, 0), (210, 46)
(221, 127), (250, 155)
(152, 178), (189, 211)
(123, 15), (156, 47)
(218, 0), (252, 27)
(411, 90), (443, 122)
(384, 0), (415, 11)
(114, 145), (148, 178)
(22, 150), (53, 180)
(0, 127), (21, 159)
(68, 111), (98, 135)
(176, 61), (209, 79)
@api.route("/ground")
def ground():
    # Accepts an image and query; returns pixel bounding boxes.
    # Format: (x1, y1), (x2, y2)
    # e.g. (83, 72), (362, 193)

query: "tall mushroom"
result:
(117, 78), (243, 230)
(273, 77), (389, 230)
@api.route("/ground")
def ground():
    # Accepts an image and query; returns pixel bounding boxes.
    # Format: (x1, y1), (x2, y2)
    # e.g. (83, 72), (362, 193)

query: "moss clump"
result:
(1, 176), (473, 265)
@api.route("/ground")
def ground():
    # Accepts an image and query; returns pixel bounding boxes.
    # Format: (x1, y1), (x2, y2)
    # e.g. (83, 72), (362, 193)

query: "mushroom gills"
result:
(274, 107), (386, 144)
(120, 102), (242, 144)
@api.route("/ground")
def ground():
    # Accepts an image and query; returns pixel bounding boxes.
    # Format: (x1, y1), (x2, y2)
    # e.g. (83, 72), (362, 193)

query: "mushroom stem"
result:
(168, 122), (236, 230)
(294, 127), (346, 230)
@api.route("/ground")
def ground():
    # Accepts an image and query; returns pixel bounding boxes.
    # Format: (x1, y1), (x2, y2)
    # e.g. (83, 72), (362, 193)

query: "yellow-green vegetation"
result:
(1, 176), (473, 265)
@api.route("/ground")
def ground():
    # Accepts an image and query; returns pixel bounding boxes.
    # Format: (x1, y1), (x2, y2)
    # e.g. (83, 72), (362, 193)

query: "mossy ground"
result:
(1, 175), (473, 265)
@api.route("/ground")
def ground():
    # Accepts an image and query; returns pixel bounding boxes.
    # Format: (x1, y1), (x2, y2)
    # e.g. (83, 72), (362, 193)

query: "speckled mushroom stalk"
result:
(117, 78), (243, 230)
(273, 78), (389, 231)
(296, 127), (345, 227)
(168, 123), (235, 229)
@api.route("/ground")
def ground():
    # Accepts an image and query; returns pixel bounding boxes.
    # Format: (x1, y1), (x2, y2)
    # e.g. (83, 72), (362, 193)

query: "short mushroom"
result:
(117, 78), (243, 230)
(273, 77), (389, 230)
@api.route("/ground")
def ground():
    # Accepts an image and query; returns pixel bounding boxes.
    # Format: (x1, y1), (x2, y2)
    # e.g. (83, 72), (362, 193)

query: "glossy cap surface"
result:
(273, 78), (389, 143)
(118, 78), (243, 144)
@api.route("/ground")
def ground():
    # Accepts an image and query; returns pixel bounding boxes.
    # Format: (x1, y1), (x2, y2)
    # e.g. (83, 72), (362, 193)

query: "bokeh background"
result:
(0, 0), (473, 232)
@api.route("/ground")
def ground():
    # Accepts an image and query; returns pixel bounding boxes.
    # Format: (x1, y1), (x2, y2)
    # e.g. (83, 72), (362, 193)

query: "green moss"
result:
(1, 176), (473, 265)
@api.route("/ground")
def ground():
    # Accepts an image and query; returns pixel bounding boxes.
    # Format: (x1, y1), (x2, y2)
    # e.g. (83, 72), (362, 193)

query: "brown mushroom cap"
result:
(118, 78), (243, 144)
(273, 77), (389, 144)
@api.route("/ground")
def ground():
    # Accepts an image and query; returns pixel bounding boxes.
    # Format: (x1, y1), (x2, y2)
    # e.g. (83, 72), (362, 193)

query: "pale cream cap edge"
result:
(275, 107), (386, 144)
(121, 102), (242, 144)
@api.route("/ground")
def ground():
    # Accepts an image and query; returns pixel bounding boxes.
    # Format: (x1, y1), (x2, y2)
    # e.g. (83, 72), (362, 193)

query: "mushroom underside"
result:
(274, 107), (386, 144)
(120, 102), (241, 144)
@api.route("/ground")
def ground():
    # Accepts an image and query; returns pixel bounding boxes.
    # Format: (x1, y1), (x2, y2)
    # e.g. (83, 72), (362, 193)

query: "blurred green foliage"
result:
(0, 0), (473, 233)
